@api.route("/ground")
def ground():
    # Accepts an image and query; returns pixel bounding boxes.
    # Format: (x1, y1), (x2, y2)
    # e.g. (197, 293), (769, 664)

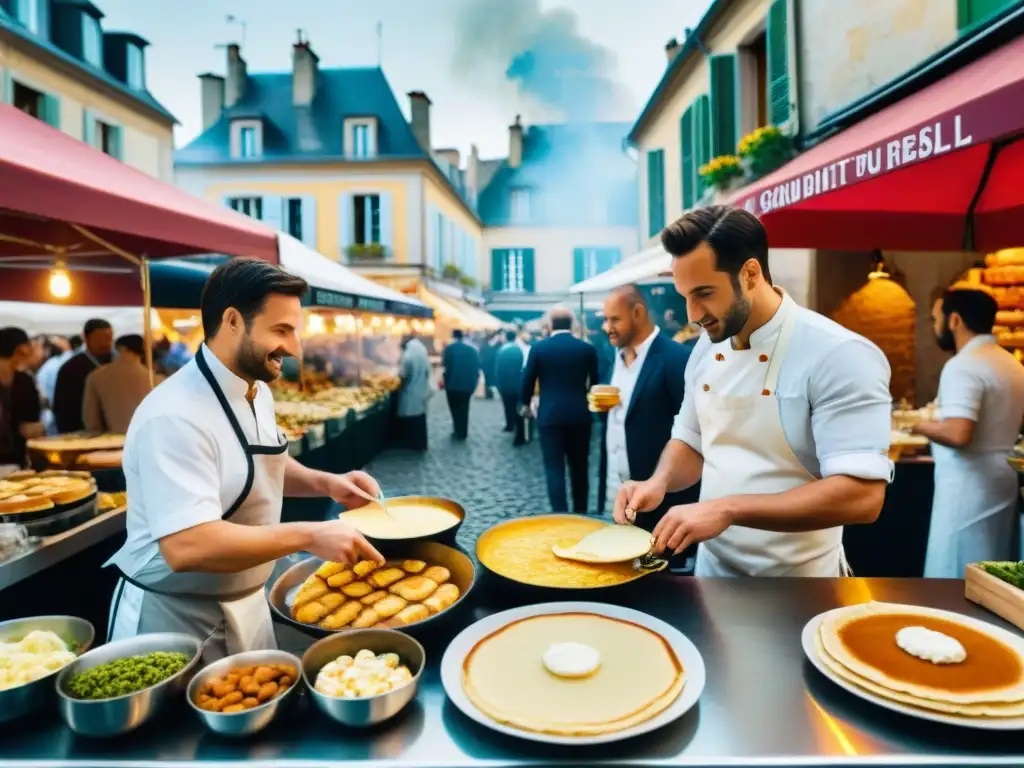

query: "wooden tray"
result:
(965, 564), (1024, 632)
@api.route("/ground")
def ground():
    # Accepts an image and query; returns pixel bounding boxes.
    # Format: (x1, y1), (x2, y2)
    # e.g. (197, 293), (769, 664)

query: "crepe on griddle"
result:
(462, 612), (685, 736)
(552, 524), (653, 564)
(816, 601), (1024, 715)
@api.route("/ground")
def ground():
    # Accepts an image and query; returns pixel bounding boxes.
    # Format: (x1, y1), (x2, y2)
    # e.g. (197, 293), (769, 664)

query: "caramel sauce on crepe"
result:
(839, 614), (1023, 692)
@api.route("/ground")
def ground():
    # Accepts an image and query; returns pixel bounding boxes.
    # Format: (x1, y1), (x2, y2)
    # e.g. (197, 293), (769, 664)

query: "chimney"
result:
(224, 43), (247, 108)
(467, 143), (480, 192)
(408, 91), (432, 153)
(292, 30), (318, 106)
(665, 37), (681, 62)
(434, 148), (460, 168)
(198, 73), (225, 130)
(508, 115), (523, 169)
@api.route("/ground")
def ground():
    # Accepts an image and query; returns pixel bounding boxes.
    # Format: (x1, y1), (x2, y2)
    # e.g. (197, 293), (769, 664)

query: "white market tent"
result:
(0, 302), (159, 337)
(569, 245), (672, 294)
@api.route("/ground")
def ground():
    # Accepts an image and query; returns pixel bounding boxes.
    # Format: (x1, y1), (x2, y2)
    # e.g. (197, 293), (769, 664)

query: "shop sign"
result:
(357, 298), (388, 313)
(741, 113), (974, 216)
(312, 289), (357, 309)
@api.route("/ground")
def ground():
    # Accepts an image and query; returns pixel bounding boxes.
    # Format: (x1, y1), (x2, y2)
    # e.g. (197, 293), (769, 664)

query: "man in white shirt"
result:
(107, 258), (384, 660)
(913, 287), (1024, 576)
(616, 206), (892, 577)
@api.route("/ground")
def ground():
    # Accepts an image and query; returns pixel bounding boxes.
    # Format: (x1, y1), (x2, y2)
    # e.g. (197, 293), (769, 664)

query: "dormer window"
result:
(126, 44), (144, 90)
(13, 0), (39, 34)
(82, 13), (103, 68)
(344, 117), (377, 159)
(231, 120), (263, 159)
(509, 187), (532, 223)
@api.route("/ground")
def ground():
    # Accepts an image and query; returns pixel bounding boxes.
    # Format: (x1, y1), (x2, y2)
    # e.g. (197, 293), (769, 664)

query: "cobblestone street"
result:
(363, 392), (606, 551)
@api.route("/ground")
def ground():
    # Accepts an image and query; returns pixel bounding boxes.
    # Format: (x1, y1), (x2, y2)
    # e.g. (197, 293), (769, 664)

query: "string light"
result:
(48, 261), (71, 299)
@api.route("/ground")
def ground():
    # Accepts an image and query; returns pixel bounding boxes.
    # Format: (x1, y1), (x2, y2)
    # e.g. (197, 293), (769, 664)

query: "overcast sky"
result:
(95, 0), (710, 159)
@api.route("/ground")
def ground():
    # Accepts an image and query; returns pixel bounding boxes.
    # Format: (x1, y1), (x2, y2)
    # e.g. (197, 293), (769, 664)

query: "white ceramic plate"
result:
(441, 601), (705, 745)
(802, 605), (1024, 730)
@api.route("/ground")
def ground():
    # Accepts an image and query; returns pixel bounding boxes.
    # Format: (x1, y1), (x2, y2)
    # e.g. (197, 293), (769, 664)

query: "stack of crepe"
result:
(813, 601), (1024, 718)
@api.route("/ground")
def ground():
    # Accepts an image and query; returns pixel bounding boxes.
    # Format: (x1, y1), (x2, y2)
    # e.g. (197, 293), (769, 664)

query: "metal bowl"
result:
(0, 615), (95, 724)
(339, 495), (465, 546)
(55, 632), (203, 737)
(268, 541), (476, 639)
(301, 629), (424, 728)
(186, 649), (303, 737)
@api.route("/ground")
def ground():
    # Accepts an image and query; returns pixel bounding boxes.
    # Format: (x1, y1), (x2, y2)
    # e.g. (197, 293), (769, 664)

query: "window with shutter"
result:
(646, 149), (666, 237)
(710, 54), (739, 157)
(491, 249), (506, 291)
(680, 107), (694, 210)
(573, 248), (585, 284)
(521, 249), (536, 293)
(958, 0), (1016, 31)
(766, 0), (791, 127)
(695, 94), (712, 200)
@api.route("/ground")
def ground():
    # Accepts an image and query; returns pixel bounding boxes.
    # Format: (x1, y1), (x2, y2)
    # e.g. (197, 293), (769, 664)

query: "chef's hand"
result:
(326, 470), (382, 509)
(652, 500), (733, 555)
(613, 479), (666, 525)
(308, 520), (384, 565)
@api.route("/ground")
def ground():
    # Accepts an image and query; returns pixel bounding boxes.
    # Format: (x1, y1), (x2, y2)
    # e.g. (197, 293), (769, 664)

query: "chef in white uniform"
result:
(107, 259), (384, 660)
(615, 206), (892, 577)
(913, 286), (1024, 577)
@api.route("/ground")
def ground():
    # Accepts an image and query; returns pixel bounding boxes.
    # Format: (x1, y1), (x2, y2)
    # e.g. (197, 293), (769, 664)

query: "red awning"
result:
(0, 104), (278, 263)
(728, 34), (1024, 252)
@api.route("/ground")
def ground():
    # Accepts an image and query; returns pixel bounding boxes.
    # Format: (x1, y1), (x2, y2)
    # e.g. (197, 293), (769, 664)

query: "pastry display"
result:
(0, 630), (78, 691)
(0, 471), (96, 517)
(337, 499), (461, 540)
(98, 491), (127, 511)
(26, 433), (124, 454)
(74, 450), (123, 469)
(289, 558), (462, 630)
(811, 601), (1024, 717)
(194, 662), (297, 713)
(272, 375), (401, 439)
(477, 517), (647, 589)
(461, 612), (685, 736)
(314, 648), (413, 698)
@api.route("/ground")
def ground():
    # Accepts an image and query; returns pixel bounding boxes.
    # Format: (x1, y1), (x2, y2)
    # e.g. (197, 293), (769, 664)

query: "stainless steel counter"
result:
(0, 507), (125, 591)
(3, 576), (1024, 767)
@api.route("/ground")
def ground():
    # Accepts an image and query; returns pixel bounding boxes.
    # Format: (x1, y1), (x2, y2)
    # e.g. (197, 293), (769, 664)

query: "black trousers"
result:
(446, 391), (472, 440)
(499, 392), (518, 431)
(394, 414), (428, 451)
(539, 423), (591, 512)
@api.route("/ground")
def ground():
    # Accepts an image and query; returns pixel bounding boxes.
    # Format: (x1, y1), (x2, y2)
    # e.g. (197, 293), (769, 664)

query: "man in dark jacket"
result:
(53, 318), (113, 434)
(521, 308), (599, 512)
(495, 329), (526, 442)
(441, 329), (481, 440)
(479, 333), (499, 400)
(597, 285), (699, 569)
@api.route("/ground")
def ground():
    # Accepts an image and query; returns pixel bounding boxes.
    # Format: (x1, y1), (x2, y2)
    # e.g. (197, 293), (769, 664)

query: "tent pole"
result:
(356, 314), (363, 385)
(141, 256), (154, 389)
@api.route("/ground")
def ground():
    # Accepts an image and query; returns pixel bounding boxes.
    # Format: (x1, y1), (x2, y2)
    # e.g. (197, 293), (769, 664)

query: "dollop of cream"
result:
(542, 642), (601, 679)
(895, 626), (966, 665)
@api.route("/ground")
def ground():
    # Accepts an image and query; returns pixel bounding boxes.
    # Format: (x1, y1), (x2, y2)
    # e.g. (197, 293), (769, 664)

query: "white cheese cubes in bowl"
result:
(301, 629), (424, 727)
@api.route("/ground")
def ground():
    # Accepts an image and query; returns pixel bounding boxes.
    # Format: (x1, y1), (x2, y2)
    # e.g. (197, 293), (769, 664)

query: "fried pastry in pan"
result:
(352, 607), (381, 628)
(361, 590), (388, 605)
(327, 570), (355, 588)
(390, 575), (438, 602)
(423, 583), (461, 614)
(341, 581), (374, 598)
(373, 595), (408, 619)
(320, 601), (362, 630)
(421, 566), (450, 585)
(353, 560), (381, 578)
(392, 604), (430, 626)
(316, 561), (346, 579)
(401, 559), (427, 574)
(368, 567), (406, 589)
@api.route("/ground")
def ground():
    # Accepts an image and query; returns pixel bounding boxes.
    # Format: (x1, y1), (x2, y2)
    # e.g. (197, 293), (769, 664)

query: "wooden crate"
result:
(965, 564), (1024, 632)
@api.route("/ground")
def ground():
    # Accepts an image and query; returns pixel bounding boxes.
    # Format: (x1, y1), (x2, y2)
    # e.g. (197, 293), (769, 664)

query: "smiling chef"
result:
(107, 258), (384, 659)
(614, 206), (892, 577)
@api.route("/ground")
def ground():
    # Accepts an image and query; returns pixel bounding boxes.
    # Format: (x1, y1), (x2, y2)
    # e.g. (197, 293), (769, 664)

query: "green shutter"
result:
(41, 93), (60, 128)
(709, 54), (739, 157)
(82, 110), (96, 148)
(1, 70), (12, 104)
(646, 150), (665, 237)
(598, 248), (620, 274)
(491, 248), (506, 291)
(522, 248), (535, 293)
(680, 106), (694, 210)
(767, 0), (791, 126)
(109, 126), (123, 160)
(573, 248), (585, 283)
(695, 94), (712, 199)
(958, 0), (1015, 31)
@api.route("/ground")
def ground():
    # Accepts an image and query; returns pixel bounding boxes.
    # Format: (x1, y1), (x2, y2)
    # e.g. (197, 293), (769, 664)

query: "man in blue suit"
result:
(441, 329), (481, 441)
(495, 329), (526, 443)
(521, 308), (599, 512)
(597, 285), (699, 568)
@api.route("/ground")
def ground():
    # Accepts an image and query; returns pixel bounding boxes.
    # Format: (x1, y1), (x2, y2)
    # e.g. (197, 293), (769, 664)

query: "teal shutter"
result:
(262, 195), (282, 230)
(41, 93), (60, 128)
(1, 70), (12, 104)
(522, 248), (535, 293)
(338, 195), (354, 257)
(767, 0), (791, 126)
(378, 191), (394, 257)
(108, 125), (123, 160)
(300, 196), (317, 249)
(709, 54), (739, 157)
(573, 248), (585, 283)
(958, 0), (1014, 31)
(598, 248), (620, 274)
(82, 110), (96, 148)
(646, 149), (665, 237)
(695, 94), (712, 200)
(491, 249), (506, 291)
(680, 106), (694, 210)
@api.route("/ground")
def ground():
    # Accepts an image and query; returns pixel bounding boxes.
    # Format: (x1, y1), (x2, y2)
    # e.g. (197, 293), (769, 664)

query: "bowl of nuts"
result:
(186, 650), (303, 736)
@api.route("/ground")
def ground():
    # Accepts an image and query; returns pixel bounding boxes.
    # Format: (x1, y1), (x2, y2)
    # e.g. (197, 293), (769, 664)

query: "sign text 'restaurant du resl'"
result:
(744, 113), (973, 215)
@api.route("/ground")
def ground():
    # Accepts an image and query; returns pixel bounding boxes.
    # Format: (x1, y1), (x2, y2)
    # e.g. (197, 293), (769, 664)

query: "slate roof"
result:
(0, 4), (175, 123)
(175, 67), (426, 164)
(477, 121), (637, 228)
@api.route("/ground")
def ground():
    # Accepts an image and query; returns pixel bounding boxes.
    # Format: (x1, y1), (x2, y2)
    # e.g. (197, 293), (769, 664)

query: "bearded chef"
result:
(615, 206), (892, 577)
(913, 287), (1024, 577)
(107, 258), (384, 660)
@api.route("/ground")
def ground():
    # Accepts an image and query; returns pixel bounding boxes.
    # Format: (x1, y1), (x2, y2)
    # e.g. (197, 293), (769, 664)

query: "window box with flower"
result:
(699, 155), (744, 192)
(737, 126), (793, 181)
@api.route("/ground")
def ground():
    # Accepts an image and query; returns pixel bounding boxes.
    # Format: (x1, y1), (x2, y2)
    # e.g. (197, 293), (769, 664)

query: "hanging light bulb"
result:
(867, 250), (890, 281)
(49, 261), (72, 299)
